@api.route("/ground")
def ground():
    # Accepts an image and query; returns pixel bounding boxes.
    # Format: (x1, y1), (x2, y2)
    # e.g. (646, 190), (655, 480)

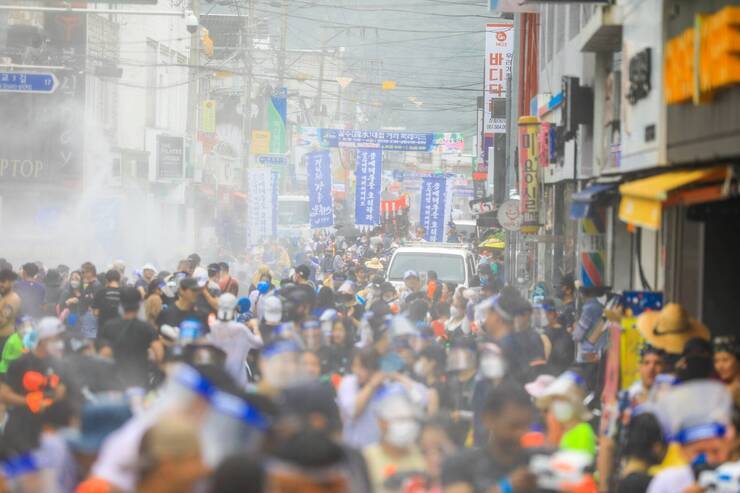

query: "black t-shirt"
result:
(101, 318), (158, 388)
(442, 447), (529, 493)
(4, 353), (63, 453)
(156, 304), (209, 333)
(92, 287), (121, 329)
(616, 472), (653, 493)
(545, 327), (575, 375)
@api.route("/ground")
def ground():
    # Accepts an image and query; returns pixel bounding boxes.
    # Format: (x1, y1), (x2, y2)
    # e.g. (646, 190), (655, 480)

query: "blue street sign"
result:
(0, 72), (58, 94)
(257, 154), (287, 167)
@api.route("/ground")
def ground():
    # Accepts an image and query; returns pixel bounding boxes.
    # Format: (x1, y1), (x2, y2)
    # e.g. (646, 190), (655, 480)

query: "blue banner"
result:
(354, 148), (382, 228)
(307, 151), (334, 229)
(420, 175), (447, 242)
(319, 128), (434, 151)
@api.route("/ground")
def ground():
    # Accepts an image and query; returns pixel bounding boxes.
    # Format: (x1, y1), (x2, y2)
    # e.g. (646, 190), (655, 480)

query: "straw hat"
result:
(636, 303), (709, 355)
(364, 258), (384, 270)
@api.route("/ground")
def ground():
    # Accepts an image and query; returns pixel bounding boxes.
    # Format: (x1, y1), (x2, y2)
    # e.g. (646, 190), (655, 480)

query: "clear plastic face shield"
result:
(261, 342), (302, 389)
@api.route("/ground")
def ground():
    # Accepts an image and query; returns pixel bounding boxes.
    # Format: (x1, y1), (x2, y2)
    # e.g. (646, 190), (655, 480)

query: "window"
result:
(388, 253), (466, 284)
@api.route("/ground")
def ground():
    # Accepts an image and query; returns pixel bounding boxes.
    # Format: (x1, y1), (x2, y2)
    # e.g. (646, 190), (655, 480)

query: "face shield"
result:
(261, 341), (302, 389)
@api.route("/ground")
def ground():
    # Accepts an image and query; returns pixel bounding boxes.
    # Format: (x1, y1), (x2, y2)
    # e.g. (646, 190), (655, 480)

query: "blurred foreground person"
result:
(647, 380), (733, 493)
(442, 382), (536, 493)
(615, 413), (667, 493)
(339, 347), (385, 449)
(363, 393), (425, 492)
(136, 413), (209, 493)
(1, 317), (67, 454)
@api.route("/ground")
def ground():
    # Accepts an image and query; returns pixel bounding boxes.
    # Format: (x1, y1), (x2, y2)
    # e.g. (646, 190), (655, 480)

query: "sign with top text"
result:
(0, 72), (57, 94)
(484, 22), (515, 134)
(319, 128), (434, 152)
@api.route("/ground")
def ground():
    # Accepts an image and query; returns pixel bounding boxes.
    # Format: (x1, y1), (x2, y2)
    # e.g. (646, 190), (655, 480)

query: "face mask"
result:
(70, 280), (81, 289)
(387, 419), (420, 448)
(480, 354), (506, 380)
(45, 339), (65, 358)
(413, 360), (427, 378)
(257, 281), (270, 294)
(551, 400), (576, 423)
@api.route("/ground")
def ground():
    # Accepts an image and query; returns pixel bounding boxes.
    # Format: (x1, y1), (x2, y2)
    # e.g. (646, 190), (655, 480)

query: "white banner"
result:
(246, 167), (275, 246)
(484, 22), (515, 134)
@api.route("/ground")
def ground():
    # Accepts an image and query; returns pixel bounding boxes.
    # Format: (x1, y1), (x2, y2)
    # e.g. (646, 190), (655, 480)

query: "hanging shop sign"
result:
(250, 130), (271, 155)
(484, 22), (515, 134)
(157, 135), (184, 180)
(306, 151), (334, 229)
(200, 100), (216, 134)
(354, 148), (382, 229)
(318, 129), (434, 152)
(268, 89), (287, 154)
(518, 116), (540, 227)
(497, 199), (522, 231)
(246, 167), (277, 246)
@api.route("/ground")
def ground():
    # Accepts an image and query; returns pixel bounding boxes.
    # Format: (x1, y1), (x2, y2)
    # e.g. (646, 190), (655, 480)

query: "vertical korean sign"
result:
(518, 116), (540, 228)
(307, 151), (334, 229)
(246, 167), (275, 246)
(420, 175), (448, 242)
(354, 148), (382, 229)
(484, 22), (514, 134)
(269, 87), (287, 154)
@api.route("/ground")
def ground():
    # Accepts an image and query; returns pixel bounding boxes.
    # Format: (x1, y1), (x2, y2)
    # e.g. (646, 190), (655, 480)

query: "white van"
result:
(386, 242), (479, 289)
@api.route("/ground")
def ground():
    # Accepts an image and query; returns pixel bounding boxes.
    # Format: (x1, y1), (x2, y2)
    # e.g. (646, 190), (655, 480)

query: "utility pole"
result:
(241, 0), (254, 168)
(315, 27), (326, 123)
(277, 0), (287, 87)
(186, 0), (200, 179)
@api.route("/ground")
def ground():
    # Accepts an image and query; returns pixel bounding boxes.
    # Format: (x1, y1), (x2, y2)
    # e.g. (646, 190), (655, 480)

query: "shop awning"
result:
(570, 183), (618, 219)
(479, 237), (506, 249)
(619, 166), (729, 230)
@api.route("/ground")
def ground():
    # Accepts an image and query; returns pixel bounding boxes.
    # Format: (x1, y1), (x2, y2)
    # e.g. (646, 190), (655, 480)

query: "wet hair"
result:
(316, 286), (335, 309)
(355, 346), (380, 373)
(81, 262), (96, 275)
(420, 344), (447, 374)
(484, 380), (533, 416)
(22, 262), (39, 278)
(105, 269), (121, 284)
(219, 262), (230, 272)
(211, 453), (264, 493)
(623, 413), (666, 465)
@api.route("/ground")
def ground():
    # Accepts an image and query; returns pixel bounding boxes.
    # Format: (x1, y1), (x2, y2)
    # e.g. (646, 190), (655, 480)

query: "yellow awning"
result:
(619, 167), (728, 230)
(479, 238), (506, 249)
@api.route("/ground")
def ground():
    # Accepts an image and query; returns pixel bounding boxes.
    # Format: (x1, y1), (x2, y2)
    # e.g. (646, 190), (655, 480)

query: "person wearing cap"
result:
(253, 295), (283, 346)
(156, 277), (209, 333)
(536, 371), (596, 459)
(293, 264), (312, 287)
(194, 263), (221, 315)
(0, 317), (67, 453)
(363, 392), (426, 492)
(714, 336), (740, 401)
(135, 264), (157, 298)
(539, 298), (575, 376)
(99, 287), (162, 391)
(208, 293), (263, 388)
(647, 380), (734, 493)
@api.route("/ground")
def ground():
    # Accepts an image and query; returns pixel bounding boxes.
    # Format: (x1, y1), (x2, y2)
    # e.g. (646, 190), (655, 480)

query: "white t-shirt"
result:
(208, 320), (263, 388)
(646, 465), (694, 493)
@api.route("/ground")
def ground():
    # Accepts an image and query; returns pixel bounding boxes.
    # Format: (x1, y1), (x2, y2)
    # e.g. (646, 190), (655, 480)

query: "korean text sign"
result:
(420, 175), (448, 242)
(518, 116), (540, 226)
(484, 22), (515, 134)
(307, 151), (334, 229)
(354, 148), (382, 228)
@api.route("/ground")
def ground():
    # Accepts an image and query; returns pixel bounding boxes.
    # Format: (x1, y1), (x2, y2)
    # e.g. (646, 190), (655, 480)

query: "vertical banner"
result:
(518, 116), (540, 228)
(354, 148), (382, 229)
(484, 22), (515, 134)
(200, 100), (216, 134)
(307, 151), (334, 229)
(251, 130), (271, 155)
(269, 87), (287, 154)
(420, 175), (448, 242)
(246, 168), (274, 246)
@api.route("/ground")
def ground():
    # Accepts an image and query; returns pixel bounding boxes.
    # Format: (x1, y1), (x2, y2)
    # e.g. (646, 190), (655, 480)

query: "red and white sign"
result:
(497, 199), (522, 231)
(484, 22), (515, 134)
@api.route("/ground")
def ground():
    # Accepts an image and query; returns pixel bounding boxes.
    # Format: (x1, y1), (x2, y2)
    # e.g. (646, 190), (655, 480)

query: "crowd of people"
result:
(0, 235), (737, 493)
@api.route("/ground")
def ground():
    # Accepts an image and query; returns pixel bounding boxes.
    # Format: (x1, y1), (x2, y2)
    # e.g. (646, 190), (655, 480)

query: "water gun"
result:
(698, 460), (740, 492)
(529, 450), (598, 493)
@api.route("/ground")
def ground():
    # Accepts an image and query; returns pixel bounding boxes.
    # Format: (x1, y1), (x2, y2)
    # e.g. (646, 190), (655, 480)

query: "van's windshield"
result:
(387, 252), (466, 284)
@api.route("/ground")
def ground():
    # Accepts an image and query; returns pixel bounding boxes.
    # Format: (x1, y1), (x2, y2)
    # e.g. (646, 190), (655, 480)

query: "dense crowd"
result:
(0, 235), (737, 493)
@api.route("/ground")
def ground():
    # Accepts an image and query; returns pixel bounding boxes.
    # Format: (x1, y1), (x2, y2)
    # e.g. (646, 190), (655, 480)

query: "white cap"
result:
(37, 317), (65, 340)
(655, 379), (732, 444)
(217, 293), (238, 321)
(263, 296), (282, 324)
(142, 263), (157, 273)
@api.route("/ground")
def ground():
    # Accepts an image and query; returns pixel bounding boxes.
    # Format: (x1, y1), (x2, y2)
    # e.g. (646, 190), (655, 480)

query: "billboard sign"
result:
(484, 22), (515, 134)
(157, 135), (184, 180)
